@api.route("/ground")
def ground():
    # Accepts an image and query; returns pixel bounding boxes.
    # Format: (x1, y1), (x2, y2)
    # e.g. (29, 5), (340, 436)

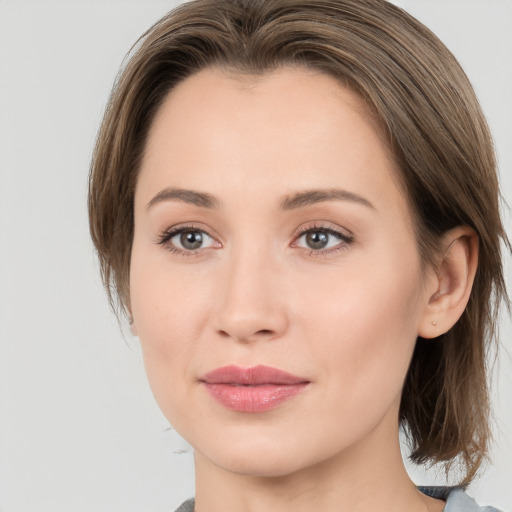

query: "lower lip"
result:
(203, 383), (309, 413)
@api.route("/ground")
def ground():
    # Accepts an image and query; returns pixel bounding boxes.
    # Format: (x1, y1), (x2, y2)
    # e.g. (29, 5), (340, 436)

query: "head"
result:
(88, 0), (509, 484)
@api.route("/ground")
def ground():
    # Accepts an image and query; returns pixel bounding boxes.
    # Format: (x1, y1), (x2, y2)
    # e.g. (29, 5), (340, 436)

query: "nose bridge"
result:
(213, 237), (287, 342)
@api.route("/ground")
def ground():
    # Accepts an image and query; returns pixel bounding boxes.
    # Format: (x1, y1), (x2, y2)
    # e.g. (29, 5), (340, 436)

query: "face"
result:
(130, 67), (433, 477)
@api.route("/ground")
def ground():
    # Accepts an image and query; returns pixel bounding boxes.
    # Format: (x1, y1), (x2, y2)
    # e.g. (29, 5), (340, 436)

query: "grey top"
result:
(174, 487), (502, 511)
(418, 487), (502, 512)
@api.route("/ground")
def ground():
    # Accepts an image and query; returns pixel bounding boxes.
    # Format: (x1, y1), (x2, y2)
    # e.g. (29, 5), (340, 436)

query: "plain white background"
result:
(0, 1), (510, 511)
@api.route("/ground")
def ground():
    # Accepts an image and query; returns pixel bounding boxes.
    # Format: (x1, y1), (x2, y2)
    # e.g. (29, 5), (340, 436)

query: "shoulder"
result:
(419, 486), (503, 512)
(175, 490), (503, 512)
(174, 498), (195, 512)
(176, 498), (195, 512)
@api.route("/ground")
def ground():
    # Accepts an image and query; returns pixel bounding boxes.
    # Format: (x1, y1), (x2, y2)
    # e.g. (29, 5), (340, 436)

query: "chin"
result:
(208, 453), (311, 479)
(192, 427), (343, 479)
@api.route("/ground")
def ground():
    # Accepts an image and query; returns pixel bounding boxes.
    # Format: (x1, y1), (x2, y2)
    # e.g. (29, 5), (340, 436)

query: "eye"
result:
(158, 226), (219, 254)
(175, 230), (210, 250)
(293, 225), (353, 253)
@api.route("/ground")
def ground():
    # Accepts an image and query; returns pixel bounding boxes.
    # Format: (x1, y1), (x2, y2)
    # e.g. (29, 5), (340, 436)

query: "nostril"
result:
(216, 328), (275, 341)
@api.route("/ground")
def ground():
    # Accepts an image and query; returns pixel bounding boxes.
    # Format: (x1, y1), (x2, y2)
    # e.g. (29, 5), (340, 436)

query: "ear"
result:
(418, 226), (479, 339)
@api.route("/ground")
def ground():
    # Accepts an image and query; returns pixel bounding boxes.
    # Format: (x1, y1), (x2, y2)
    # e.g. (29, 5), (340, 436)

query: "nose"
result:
(212, 246), (288, 343)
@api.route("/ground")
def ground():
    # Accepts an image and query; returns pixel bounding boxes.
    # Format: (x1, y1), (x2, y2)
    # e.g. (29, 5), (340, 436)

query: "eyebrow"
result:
(146, 187), (221, 209)
(280, 188), (375, 211)
(146, 187), (375, 211)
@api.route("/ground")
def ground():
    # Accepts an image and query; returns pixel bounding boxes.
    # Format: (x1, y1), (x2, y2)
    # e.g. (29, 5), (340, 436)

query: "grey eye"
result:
(180, 231), (204, 250)
(296, 229), (344, 251)
(305, 231), (329, 250)
(165, 228), (217, 252)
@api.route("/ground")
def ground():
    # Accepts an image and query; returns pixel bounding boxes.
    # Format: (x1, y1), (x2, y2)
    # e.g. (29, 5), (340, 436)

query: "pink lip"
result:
(200, 365), (310, 413)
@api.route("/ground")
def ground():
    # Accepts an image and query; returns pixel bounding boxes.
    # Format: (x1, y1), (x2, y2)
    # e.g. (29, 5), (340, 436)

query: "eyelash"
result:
(157, 224), (216, 257)
(156, 222), (354, 257)
(294, 223), (354, 256)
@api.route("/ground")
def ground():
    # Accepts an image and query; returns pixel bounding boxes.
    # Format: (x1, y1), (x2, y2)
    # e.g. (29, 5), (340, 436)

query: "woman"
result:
(88, 0), (509, 510)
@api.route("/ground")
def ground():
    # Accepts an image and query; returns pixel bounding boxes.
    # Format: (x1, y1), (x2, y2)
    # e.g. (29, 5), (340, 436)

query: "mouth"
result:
(200, 365), (310, 413)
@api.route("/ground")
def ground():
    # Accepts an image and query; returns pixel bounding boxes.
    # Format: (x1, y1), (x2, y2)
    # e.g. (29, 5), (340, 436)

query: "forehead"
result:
(137, 66), (407, 220)
(145, 66), (390, 158)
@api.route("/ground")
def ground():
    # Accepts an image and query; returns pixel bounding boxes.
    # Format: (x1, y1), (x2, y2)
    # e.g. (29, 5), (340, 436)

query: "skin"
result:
(130, 67), (477, 512)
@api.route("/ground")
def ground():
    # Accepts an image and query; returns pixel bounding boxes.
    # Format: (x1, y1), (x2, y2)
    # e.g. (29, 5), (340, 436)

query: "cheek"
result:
(295, 250), (424, 403)
(130, 234), (216, 337)
(129, 248), (214, 415)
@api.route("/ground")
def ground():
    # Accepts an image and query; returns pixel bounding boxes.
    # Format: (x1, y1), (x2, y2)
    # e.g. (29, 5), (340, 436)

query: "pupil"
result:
(306, 231), (328, 249)
(181, 231), (203, 250)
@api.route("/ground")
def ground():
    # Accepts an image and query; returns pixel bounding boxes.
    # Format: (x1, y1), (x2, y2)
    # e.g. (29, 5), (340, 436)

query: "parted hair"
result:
(88, 0), (509, 484)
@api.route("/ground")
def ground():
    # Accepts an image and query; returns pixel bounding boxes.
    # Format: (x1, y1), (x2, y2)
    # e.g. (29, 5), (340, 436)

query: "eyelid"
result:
(291, 222), (354, 254)
(157, 223), (222, 254)
(293, 221), (354, 240)
(156, 221), (354, 257)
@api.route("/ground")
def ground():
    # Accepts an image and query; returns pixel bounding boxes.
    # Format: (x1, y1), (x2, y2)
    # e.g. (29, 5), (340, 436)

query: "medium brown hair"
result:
(88, 0), (509, 484)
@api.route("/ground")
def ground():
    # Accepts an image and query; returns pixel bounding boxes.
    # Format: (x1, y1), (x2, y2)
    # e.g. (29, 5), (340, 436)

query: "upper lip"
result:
(200, 365), (309, 385)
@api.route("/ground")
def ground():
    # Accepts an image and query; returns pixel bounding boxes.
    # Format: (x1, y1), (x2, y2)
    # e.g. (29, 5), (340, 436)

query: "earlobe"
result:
(129, 314), (138, 337)
(418, 226), (478, 339)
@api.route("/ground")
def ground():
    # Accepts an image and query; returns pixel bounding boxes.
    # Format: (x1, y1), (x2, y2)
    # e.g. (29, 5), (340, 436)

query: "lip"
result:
(200, 365), (310, 413)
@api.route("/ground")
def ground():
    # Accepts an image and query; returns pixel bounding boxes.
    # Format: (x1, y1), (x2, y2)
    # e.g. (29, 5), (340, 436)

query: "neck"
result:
(193, 411), (443, 512)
